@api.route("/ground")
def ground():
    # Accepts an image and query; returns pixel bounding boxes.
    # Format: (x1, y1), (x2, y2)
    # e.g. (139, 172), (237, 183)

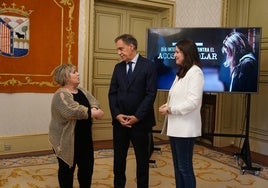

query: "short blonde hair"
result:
(53, 64), (75, 86)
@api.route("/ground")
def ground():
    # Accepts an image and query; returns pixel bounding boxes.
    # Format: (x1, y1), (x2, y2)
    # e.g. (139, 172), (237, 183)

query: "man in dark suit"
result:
(108, 34), (158, 188)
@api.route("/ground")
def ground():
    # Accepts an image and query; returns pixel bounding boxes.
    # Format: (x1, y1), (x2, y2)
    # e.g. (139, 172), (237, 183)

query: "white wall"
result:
(0, 0), (222, 137)
(0, 93), (53, 135)
(175, 0), (222, 27)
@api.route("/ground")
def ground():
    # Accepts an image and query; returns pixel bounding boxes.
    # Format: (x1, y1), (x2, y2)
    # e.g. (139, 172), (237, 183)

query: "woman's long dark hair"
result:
(176, 39), (201, 79)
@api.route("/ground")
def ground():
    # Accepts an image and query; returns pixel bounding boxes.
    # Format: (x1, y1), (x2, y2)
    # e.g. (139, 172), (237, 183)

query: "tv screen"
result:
(147, 27), (261, 93)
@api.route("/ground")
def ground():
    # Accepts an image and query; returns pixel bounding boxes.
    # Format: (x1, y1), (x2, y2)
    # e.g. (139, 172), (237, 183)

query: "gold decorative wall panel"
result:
(127, 12), (157, 54)
(217, 0), (268, 154)
(94, 6), (125, 53)
(93, 57), (119, 79)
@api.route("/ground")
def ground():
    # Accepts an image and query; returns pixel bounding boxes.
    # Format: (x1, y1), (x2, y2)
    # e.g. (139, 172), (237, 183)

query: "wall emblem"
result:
(0, 3), (32, 57)
(0, 15), (30, 57)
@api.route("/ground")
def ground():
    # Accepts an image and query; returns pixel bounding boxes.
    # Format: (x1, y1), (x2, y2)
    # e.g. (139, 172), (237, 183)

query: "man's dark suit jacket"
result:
(108, 55), (158, 131)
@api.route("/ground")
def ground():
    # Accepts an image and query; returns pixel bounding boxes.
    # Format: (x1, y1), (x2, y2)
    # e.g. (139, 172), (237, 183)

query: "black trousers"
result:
(57, 143), (94, 188)
(113, 125), (150, 188)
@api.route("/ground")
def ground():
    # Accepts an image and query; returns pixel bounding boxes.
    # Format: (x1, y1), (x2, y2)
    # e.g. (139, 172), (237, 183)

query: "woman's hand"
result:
(91, 108), (104, 119)
(159, 104), (169, 115)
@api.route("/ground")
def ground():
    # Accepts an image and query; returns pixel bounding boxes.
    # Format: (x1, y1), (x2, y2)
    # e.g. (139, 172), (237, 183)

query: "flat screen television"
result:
(146, 27), (261, 93)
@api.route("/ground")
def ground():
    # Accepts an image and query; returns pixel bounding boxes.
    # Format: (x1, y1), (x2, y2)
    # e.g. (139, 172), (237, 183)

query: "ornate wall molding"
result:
(0, 0), (79, 93)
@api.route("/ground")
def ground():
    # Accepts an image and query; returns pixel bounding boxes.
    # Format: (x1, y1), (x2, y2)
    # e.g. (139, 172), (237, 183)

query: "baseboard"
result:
(0, 134), (51, 156)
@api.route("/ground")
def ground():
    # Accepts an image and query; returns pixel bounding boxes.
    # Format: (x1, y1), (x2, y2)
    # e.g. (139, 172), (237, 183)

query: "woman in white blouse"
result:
(159, 39), (204, 188)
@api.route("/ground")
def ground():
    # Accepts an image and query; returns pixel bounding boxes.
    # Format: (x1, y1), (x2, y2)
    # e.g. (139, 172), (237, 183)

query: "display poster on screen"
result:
(147, 27), (261, 93)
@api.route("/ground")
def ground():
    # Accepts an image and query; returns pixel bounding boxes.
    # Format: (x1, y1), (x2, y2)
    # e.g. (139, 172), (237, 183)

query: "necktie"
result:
(127, 62), (133, 82)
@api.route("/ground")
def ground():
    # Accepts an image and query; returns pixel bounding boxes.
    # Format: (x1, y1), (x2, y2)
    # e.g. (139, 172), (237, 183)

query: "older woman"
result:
(49, 63), (104, 188)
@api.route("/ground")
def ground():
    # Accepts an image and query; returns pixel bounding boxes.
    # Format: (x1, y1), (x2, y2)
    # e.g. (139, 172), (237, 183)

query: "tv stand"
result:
(234, 134), (261, 175)
(149, 130), (162, 168)
(212, 94), (261, 175)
